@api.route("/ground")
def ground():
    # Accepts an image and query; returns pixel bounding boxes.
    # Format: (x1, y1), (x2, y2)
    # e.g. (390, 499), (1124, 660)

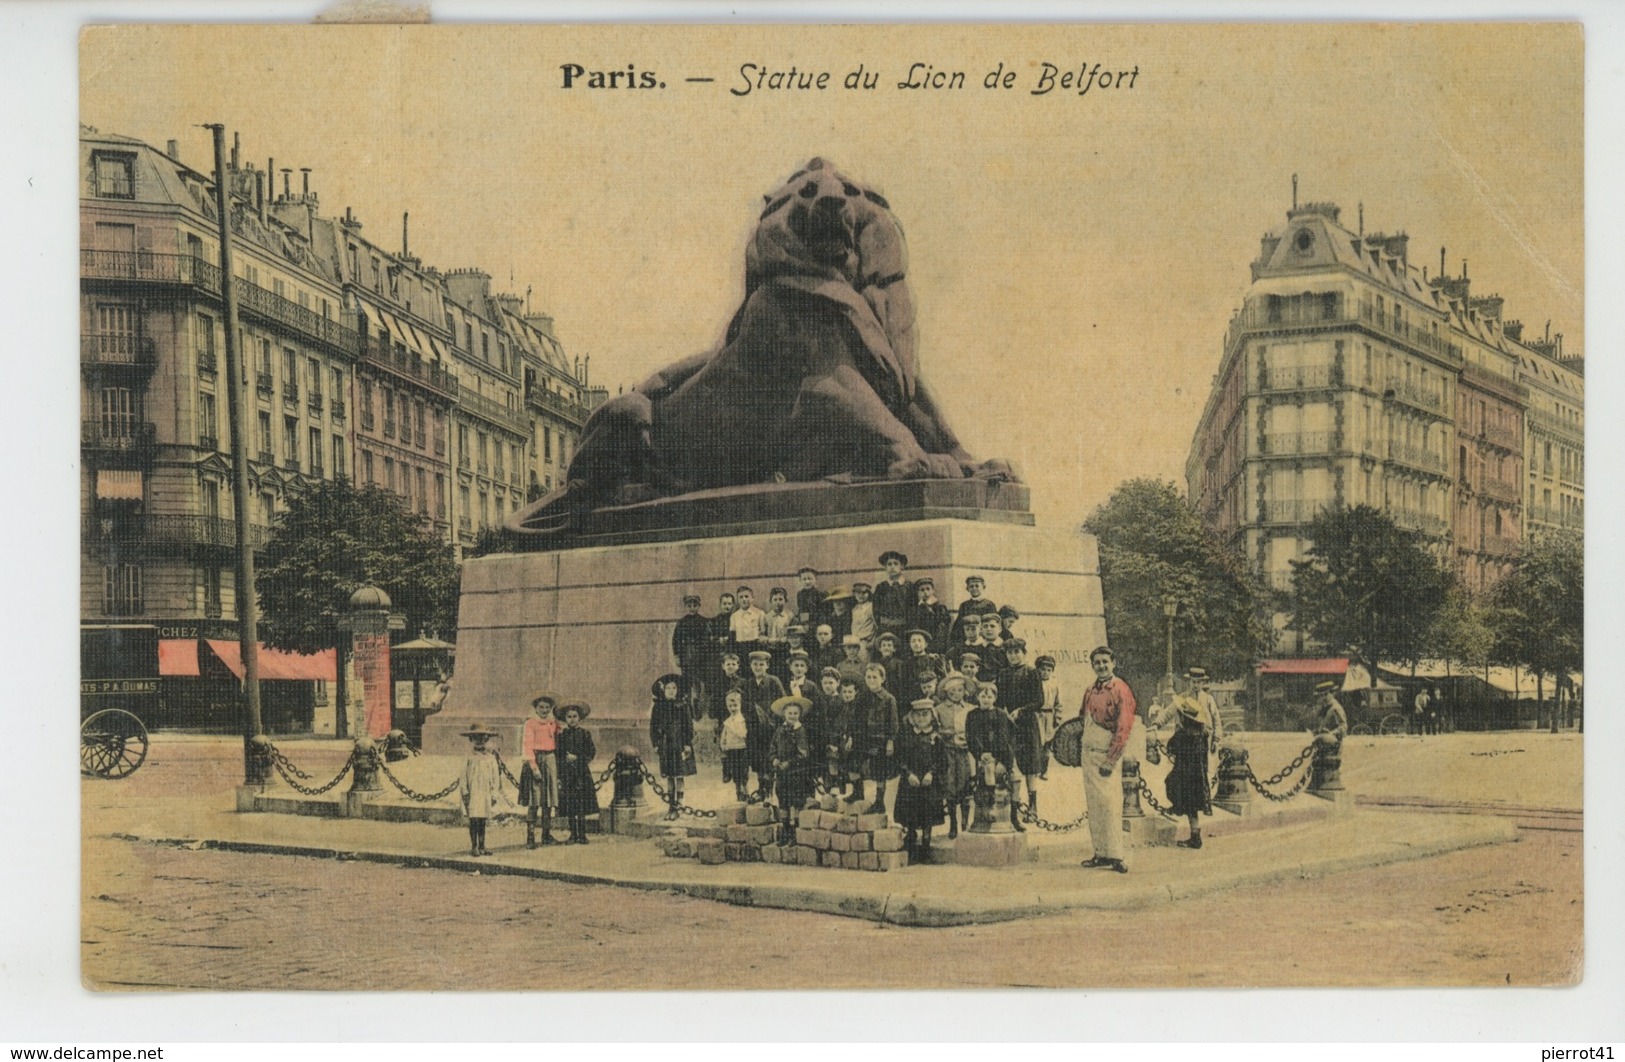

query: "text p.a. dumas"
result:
(560, 63), (662, 89)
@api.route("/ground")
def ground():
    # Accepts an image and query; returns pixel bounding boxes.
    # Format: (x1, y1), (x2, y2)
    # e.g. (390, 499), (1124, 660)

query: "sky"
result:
(80, 22), (1583, 531)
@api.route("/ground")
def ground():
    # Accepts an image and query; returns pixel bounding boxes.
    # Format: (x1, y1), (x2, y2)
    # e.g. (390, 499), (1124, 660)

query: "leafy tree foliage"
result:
(256, 479), (460, 654)
(1428, 581), (1496, 674)
(1288, 504), (1450, 681)
(1083, 479), (1271, 687)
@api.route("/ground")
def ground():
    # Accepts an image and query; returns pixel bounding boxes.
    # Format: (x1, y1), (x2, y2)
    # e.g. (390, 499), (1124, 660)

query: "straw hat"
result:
(769, 695), (811, 719)
(459, 723), (500, 739)
(553, 700), (592, 722)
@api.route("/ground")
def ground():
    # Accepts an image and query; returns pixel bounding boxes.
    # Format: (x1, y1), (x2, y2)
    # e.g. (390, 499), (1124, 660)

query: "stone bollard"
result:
(602, 746), (651, 834)
(382, 729), (413, 763)
(1120, 757), (1144, 818)
(1307, 735), (1344, 793)
(236, 734), (276, 811)
(342, 737), (382, 818)
(956, 753), (1026, 866)
(1213, 739), (1253, 816)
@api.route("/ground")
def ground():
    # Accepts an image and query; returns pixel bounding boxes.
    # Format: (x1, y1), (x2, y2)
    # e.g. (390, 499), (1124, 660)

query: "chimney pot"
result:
(300, 167), (311, 196)
(166, 139), (179, 160)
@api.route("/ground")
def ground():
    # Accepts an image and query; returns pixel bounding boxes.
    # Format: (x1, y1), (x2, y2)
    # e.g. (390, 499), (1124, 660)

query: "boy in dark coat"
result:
(708, 651), (745, 737)
(795, 566), (826, 630)
(648, 673), (694, 820)
(769, 696), (816, 841)
(907, 578), (953, 653)
(743, 650), (786, 800)
(951, 574), (998, 646)
(997, 639), (1047, 817)
(902, 628), (947, 703)
(670, 594), (711, 720)
(871, 550), (914, 645)
(856, 662), (900, 814)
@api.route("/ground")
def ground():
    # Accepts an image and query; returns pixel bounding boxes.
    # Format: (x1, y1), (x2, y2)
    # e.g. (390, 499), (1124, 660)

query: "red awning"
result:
(204, 640), (336, 682)
(1258, 658), (1350, 676)
(157, 639), (201, 677)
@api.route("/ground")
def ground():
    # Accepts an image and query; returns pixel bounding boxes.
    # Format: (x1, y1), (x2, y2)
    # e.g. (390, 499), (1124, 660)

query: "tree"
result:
(1428, 580), (1496, 676)
(1288, 504), (1450, 683)
(1490, 529), (1583, 728)
(1083, 478), (1272, 688)
(256, 479), (461, 656)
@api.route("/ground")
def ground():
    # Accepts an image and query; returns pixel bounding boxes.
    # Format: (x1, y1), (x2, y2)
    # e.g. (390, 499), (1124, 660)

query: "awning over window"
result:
(157, 638), (200, 677)
(1257, 658), (1350, 675)
(95, 469), (145, 503)
(205, 640), (336, 681)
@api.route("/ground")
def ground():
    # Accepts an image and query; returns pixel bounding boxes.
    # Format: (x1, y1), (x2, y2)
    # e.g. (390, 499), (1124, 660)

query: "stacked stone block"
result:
(656, 794), (910, 872)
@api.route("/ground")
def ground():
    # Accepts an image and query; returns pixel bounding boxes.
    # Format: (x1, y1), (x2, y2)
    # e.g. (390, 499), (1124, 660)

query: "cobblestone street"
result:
(80, 733), (1583, 991)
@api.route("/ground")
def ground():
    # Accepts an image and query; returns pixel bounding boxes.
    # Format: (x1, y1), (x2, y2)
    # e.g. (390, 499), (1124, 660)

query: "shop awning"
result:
(157, 638), (201, 677)
(1257, 658), (1350, 675)
(96, 468), (145, 503)
(205, 640), (336, 682)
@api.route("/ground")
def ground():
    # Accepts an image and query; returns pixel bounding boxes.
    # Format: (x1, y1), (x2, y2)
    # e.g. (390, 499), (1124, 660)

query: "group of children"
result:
(455, 693), (601, 856)
(649, 552), (1070, 858)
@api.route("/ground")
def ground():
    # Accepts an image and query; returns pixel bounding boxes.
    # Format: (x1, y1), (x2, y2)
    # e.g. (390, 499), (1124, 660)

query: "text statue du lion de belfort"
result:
(511, 158), (1018, 537)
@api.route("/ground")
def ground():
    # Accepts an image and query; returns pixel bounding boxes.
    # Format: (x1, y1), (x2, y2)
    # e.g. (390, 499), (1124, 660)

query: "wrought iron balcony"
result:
(1389, 509), (1450, 536)
(81, 333), (156, 371)
(1261, 366), (1331, 393)
(1261, 499), (1325, 524)
(1383, 376), (1443, 413)
(459, 387), (530, 436)
(283, 380), (300, 405)
(256, 371), (274, 395)
(256, 450), (275, 466)
(197, 433), (218, 452)
(1480, 477), (1520, 503)
(1385, 441), (1449, 475)
(1483, 423), (1519, 449)
(196, 351), (218, 376)
(308, 392), (325, 415)
(1262, 431), (1332, 456)
(90, 513), (271, 551)
(525, 382), (590, 427)
(358, 334), (460, 400)
(330, 399), (346, 421)
(82, 419), (157, 455)
(360, 412), (375, 432)
(81, 250), (359, 355)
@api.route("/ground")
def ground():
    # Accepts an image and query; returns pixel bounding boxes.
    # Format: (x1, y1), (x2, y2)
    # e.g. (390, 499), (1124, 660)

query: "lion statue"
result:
(511, 158), (1017, 536)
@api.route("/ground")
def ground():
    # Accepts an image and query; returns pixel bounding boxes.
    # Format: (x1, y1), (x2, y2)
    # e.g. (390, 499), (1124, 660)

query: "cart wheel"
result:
(80, 708), (149, 779)
(1379, 713), (1410, 737)
(1350, 723), (1374, 737)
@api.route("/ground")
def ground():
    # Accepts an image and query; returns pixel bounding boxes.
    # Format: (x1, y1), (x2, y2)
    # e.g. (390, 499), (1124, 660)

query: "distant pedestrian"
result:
(554, 701), (599, 845)
(1035, 654), (1063, 780)
(1078, 646), (1135, 873)
(1413, 686), (1430, 737)
(648, 673), (694, 821)
(1312, 681), (1348, 745)
(459, 723), (512, 857)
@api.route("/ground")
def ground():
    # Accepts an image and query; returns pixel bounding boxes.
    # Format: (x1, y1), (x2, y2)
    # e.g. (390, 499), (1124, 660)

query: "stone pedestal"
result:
(950, 830), (1029, 867)
(1125, 815), (1177, 847)
(426, 510), (1106, 756)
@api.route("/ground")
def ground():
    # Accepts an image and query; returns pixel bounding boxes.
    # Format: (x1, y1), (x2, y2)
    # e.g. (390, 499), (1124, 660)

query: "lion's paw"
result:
(964, 458), (1020, 483)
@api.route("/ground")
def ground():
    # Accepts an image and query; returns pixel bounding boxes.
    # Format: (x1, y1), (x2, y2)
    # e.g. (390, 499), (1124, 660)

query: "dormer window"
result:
(1292, 227), (1314, 254)
(93, 152), (135, 199)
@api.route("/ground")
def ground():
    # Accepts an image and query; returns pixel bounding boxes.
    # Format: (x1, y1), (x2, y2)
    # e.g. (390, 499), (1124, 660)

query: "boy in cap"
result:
(744, 649), (787, 799)
(933, 673), (976, 837)
(855, 662), (901, 814)
(902, 628), (947, 703)
(795, 566), (826, 629)
(813, 667), (847, 790)
(1035, 654), (1064, 780)
(459, 723), (513, 856)
(849, 581), (877, 650)
(762, 586), (793, 658)
(719, 689), (751, 802)
(1187, 666), (1224, 747)
(671, 594), (710, 720)
(956, 650), (984, 691)
(963, 680), (1023, 832)
(871, 550), (914, 644)
(520, 694), (562, 847)
(811, 622), (842, 677)
(873, 630), (907, 701)
(976, 614), (1009, 684)
(1312, 680), (1348, 744)
(708, 590), (736, 702)
(785, 647), (816, 702)
(908, 578), (953, 653)
(998, 638), (1047, 817)
(836, 634), (870, 690)
(951, 574), (998, 645)
(709, 651), (746, 740)
(997, 604), (1022, 640)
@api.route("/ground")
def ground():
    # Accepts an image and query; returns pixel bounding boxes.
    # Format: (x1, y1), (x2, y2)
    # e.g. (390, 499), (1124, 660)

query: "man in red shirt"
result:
(1077, 646), (1136, 873)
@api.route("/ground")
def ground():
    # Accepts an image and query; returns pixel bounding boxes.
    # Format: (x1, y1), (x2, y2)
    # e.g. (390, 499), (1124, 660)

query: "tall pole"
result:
(207, 124), (266, 781)
(1163, 598), (1177, 695)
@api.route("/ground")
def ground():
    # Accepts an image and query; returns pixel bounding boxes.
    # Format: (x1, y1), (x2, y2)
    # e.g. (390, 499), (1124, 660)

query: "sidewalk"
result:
(90, 744), (1520, 927)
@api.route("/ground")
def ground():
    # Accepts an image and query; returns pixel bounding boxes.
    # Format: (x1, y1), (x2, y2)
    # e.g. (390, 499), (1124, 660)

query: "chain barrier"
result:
(1241, 741), (1319, 803)
(376, 756), (462, 803)
(492, 750), (522, 791)
(1136, 777), (1177, 818)
(267, 743), (355, 797)
(592, 763), (616, 791)
(1019, 802), (1089, 832)
(640, 766), (719, 819)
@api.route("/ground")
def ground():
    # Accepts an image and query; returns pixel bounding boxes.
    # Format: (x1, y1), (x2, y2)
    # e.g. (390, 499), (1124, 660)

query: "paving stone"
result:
(871, 828), (904, 852)
(841, 851), (862, 870)
(858, 851), (879, 871)
(695, 838), (726, 865)
(857, 813), (890, 832)
(717, 802), (748, 824)
(747, 825), (778, 845)
(820, 849), (842, 868)
(873, 850), (908, 872)
(725, 823), (751, 843)
(744, 804), (777, 826)
(828, 832), (851, 853)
